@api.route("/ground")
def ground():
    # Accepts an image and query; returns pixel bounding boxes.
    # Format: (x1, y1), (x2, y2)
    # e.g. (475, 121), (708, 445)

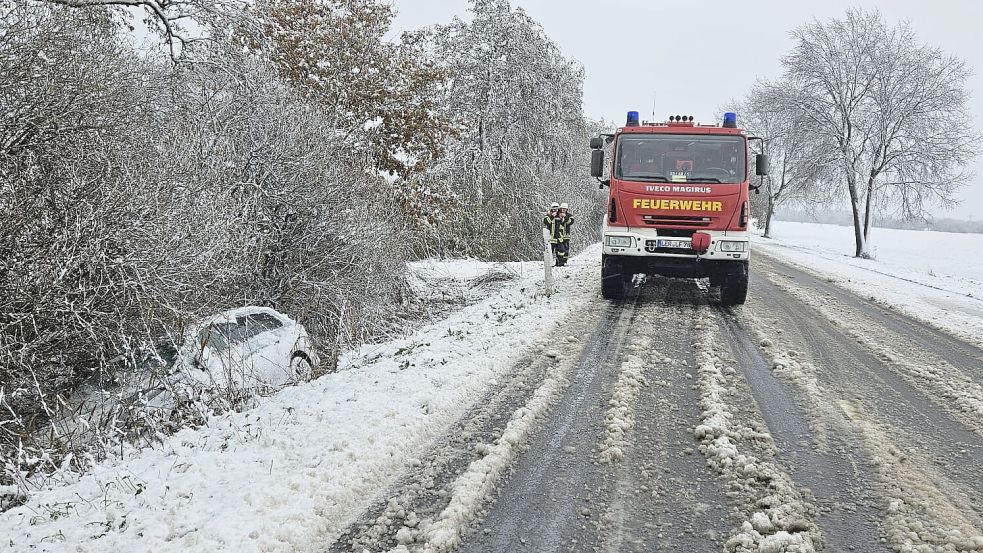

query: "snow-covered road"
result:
(337, 253), (983, 553)
(6, 244), (983, 553)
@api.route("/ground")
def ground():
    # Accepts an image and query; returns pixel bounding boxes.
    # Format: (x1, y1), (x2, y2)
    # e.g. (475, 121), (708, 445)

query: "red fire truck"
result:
(589, 111), (768, 304)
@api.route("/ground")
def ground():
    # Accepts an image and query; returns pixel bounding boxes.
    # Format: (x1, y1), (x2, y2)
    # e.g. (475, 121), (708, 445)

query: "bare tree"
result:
(734, 83), (835, 238)
(41, 0), (248, 60)
(865, 24), (979, 231)
(779, 8), (980, 257)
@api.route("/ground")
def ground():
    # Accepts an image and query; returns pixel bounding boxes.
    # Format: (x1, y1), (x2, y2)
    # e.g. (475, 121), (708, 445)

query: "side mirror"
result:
(590, 149), (605, 178)
(755, 154), (769, 176)
(589, 137), (603, 150)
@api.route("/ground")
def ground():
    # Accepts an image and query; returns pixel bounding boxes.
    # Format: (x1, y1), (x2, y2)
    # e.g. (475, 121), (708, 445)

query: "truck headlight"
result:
(606, 235), (633, 247)
(718, 241), (746, 252)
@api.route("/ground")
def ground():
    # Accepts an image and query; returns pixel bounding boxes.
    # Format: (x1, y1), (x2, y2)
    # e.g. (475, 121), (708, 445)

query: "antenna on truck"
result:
(651, 92), (656, 123)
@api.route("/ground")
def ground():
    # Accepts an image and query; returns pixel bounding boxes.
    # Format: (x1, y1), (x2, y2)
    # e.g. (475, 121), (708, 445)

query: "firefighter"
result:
(544, 202), (559, 230)
(555, 202), (575, 267)
(543, 202), (562, 266)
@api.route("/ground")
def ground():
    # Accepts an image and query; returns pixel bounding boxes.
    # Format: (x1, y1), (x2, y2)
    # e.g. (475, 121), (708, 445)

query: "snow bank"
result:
(406, 258), (525, 285)
(0, 246), (602, 553)
(404, 258), (525, 308)
(755, 221), (983, 347)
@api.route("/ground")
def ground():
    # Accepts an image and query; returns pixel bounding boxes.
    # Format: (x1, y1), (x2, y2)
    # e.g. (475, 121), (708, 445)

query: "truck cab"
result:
(589, 111), (768, 303)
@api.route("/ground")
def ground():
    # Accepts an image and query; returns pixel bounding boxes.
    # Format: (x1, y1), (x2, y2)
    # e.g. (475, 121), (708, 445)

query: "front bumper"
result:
(602, 227), (750, 261)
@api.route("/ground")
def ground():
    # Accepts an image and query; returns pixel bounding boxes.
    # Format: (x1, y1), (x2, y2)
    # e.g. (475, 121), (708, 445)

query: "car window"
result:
(247, 313), (284, 333)
(228, 319), (255, 343)
(197, 313), (284, 352)
(197, 327), (229, 351)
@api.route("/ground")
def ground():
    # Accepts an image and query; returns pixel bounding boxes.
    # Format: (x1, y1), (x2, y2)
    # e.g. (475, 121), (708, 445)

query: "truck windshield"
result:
(615, 134), (746, 184)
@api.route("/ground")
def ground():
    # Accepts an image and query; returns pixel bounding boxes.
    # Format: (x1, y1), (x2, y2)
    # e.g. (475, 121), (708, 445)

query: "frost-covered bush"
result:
(0, 4), (164, 484)
(0, 4), (416, 488)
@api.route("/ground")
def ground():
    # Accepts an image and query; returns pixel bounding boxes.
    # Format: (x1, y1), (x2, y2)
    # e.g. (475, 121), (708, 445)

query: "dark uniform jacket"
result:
(558, 213), (575, 241)
(545, 214), (562, 243)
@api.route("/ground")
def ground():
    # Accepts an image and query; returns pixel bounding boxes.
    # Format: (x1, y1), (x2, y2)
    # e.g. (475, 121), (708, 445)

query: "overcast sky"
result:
(388, 0), (983, 220)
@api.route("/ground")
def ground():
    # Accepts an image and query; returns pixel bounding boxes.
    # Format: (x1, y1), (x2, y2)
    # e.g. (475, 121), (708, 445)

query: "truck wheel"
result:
(601, 255), (631, 300)
(720, 262), (749, 306)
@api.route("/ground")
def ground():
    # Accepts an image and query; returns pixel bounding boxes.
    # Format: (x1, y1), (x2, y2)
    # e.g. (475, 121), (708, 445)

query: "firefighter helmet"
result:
(549, 202), (559, 210)
(559, 202), (569, 210)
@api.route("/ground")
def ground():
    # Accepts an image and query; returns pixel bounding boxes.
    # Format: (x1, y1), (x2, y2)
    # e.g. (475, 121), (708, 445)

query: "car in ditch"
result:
(174, 306), (319, 394)
(55, 307), (320, 441)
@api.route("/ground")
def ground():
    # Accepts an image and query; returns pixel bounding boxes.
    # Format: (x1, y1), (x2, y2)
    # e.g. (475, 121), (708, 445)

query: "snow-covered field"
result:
(754, 221), (983, 347)
(0, 247), (601, 553)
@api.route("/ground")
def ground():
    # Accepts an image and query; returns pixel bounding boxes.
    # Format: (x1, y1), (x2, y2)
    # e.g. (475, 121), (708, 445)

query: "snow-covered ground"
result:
(0, 247), (601, 553)
(11, 221), (982, 552)
(754, 221), (983, 347)
(405, 258), (527, 309)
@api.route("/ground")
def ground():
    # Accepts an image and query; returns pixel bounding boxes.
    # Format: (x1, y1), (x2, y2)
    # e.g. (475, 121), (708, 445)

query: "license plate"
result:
(657, 239), (691, 249)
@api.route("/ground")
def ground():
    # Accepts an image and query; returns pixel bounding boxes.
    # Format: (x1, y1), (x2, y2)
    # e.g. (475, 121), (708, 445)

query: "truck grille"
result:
(641, 215), (712, 227)
(657, 229), (695, 238)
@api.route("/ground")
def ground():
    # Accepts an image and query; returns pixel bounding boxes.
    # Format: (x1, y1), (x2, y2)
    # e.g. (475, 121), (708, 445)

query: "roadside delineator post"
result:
(542, 227), (554, 296)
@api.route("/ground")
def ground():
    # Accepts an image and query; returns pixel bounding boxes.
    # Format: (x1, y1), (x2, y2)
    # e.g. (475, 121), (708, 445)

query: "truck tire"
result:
(601, 255), (631, 300)
(720, 261), (749, 306)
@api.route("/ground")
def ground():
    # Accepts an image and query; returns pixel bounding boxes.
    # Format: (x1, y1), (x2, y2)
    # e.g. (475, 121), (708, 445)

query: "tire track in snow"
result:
(453, 287), (642, 553)
(596, 336), (650, 466)
(716, 306), (887, 552)
(692, 306), (825, 553)
(328, 294), (610, 553)
(762, 265), (983, 437)
(754, 253), (983, 384)
(599, 278), (735, 552)
(837, 400), (983, 552)
(749, 260), (983, 551)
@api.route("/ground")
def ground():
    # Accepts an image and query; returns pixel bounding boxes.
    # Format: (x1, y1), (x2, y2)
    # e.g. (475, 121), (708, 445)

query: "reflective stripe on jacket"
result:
(545, 216), (562, 243)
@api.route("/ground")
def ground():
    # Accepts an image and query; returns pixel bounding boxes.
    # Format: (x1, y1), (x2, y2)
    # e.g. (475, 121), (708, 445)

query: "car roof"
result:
(201, 306), (294, 326)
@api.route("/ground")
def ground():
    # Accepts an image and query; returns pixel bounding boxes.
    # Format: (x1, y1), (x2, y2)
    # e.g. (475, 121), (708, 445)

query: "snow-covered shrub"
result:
(406, 0), (605, 260)
(0, 4), (415, 488)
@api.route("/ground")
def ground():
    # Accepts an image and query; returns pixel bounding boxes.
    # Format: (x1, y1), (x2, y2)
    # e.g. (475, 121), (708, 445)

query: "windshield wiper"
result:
(623, 175), (668, 182)
(685, 177), (721, 183)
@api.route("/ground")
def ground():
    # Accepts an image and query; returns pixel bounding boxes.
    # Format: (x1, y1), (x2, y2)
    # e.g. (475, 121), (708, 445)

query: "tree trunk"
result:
(862, 174), (876, 256)
(846, 173), (867, 257)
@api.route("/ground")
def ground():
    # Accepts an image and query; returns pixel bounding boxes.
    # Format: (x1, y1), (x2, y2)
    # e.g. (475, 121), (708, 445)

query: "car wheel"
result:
(290, 352), (314, 378)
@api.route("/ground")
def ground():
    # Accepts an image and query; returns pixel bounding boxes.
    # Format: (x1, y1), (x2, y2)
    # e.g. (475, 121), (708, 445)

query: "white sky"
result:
(388, 0), (983, 221)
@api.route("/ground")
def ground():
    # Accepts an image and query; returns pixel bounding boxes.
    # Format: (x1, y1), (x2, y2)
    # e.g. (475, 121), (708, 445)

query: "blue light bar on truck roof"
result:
(723, 112), (737, 128)
(626, 111), (640, 127)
